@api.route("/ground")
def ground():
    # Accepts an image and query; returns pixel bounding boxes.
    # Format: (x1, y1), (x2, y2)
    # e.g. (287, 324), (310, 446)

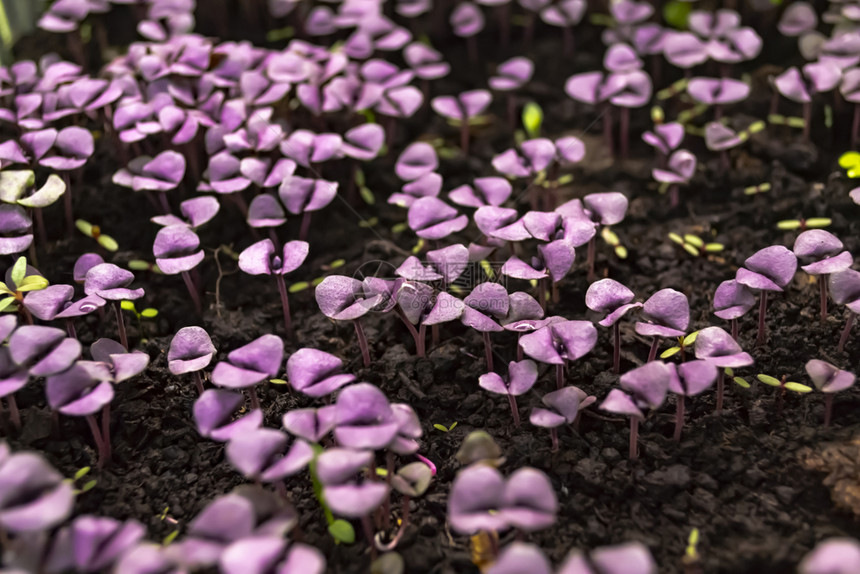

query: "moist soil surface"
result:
(7, 4), (860, 574)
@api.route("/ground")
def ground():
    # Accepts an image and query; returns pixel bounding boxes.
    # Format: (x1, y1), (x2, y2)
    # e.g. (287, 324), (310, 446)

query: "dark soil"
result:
(7, 3), (860, 573)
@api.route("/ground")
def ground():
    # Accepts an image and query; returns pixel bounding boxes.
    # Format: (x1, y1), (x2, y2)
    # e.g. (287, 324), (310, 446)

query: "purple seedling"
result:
(479, 359), (538, 427)
(799, 538), (860, 574)
(450, 2), (485, 62)
(408, 196), (469, 241)
(449, 177), (512, 209)
(500, 293), (557, 360)
(0, 444), (75, 533)
(519, 319), (597, 389)
(713, 279), (755, 340)
(669, 360), (717, 441)
(642, 121), (684, 162)
(829, 269), (860, 352)
(686, 77), (750, 120)
(333, 382), (400, 451)
(558, 541), (658, 574)
(168, 326), (216, 395)
(395, 142), (439, 182)
(0, 204), (34, 257)
(286, 348), (356, 398)
(556, 192), (628, 279)
(793, 230), (852, 322)
(219, 537), (325, 574)
(489, 57), (534, 127)
(83, 263), (144, 350)
(694, 326), (754, 412)
(538, 0), (586, 57)
(805, 360), (856, 427)
(488, 543), (552, 574)
(652, 149), (696, 207)
(112, 151), (186, 213)
(461, 282), (510, 372)
(194, 389), (264, 441)
(239, 239), (309, 341)
(600, 361), (672, 460)
(153, 225), (204, 314)
(530, 385), (593, 451)
(395, 282), (465, 355)
(635, 288), (689, 362)
(773, 62), (842, 139)
(431, 89), (492, 155)
(279, 174), (338, 241)
(315, 275), (385, 367)
(735, 245), (798, 346)
(151, 196), (220, 229)
(778, 2), (817, 37)
(283, 405), (337, 444)
(211, 334), (284, 410)
(47, 516), (145, 573)
(226, 427), (314, 484)
(586, 278), (642, 373)
(840, 69), (860, 146)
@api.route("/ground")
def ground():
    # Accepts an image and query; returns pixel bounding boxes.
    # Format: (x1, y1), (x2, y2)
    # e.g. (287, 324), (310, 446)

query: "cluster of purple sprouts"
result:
(2, 0), (860, 572)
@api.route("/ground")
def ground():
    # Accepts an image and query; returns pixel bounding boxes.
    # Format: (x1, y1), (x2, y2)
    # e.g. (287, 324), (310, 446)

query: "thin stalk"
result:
(181, 271), (203, 315)
(803, 101), (811, 140)
(299, 211), (312, 241)
(612, 322), (621, 374)
(275, 274), (293, 342)
(838, 312), (854, 353)
(417, 323), (426, 357)
(467, 36), (478, 64)
(101, 403), (112, 465)
(731, 317), (738, 341)
(394, 306), (422, 356)
(249, 386), (261, 410)
(619, 107), (630, 159)
(824, 394), (833, 427)
(820, 275), (828, 323)
(755, 291), (768, 347)
(113, 301), (128, 350)
(157, 191), (171, 215)
(354, 318), (371, 367)
(602, 104), (614, 157)
(192, 370), (205, 395)
(383, 451), (394, 531)
(556, 363), (565, 390)
(674, 395), (685, 442)
(362, 515), (378, 561)
(496, 3), (509, 46)
(550, 427), (559, 452)
(715, 370), (725, 412)
(6, 396), (20, 430)
(562, 26), (574, 58)
(647, 338), (659, 362)
(629, 417), (639, 460)
(376, 495), (411, 552)
(66, 319), (77, 339)
(853, 104), (860, 148)
(538, 277), (548, 313)
(85, 414), (108, 469)
(431, 324), (439, 348)
(508, 394), (520, 427)
(20, 306), (33, 326)
(482, 331), (494, 372)
(63, 172), (74, 238)
(460, 121), (469, 156)
(586, 237), (596, 281)
(517, 333), (523, 361)
(34, 207), (47, 246)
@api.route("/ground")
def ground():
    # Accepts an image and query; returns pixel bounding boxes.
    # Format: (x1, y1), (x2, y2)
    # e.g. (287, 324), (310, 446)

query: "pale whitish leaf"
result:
(19, 174), (65, 208)
(0, 170), (34, 203)
(757, 374), (781, 386)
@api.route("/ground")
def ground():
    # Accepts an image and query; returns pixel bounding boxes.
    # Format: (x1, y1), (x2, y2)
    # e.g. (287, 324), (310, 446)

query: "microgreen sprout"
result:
(72, 465), (97, 495)
(434, 421), (458, 432)
(776, 218), (831, 231)
(694, 326), (754, 412)
(75, 219), (118, 252)
(744, 182), (771, 196)
(660, 331), (699, 361)
(0, 256), (49, 320)
(120, 300), (158, 341)
(682, 528), (702, 572)
(839, 151), (860, 178)
(668, 233), (724, 257)
(805, 360), (856, 427)
(756, 373), (812, 416)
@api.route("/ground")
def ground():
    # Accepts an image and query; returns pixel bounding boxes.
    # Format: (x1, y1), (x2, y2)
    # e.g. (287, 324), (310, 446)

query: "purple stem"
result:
(101, 403), (112, 464)
(550, 427), (559, 452)
(157, 191), (171, 215)
(85, 414), (108, 469)
(824, 394), (833, 427)
(562, 26), (574, 58)
(113, 300), (128, 350)
(619, 107), (630, 160)
(730, 317), (738, 341)
(586, 237), (596, 281)
(249, 386), (261, 410)
(838, 312), (854, 353)
(803, 101), (811, 140)
(34, 207), (47, 246)
(354, 318), (371, 367)
(647, 338), (659, 362)
(192, 370), (205, 395)
(715, 370), (725, 412)
(629, 416), (639, 460)
(853, 104), (860, 148)
(755, 291), (768, 347)
(63, 172), (74, 238)
(508, 394), (520, 427)
(66, 319), (77, 339)
(394, 306), (422, 356)
(820, 275), (828, 323)
(602, 104), (614, 157)
(299, 211), (312, 242)
(275, 274), (294, 342)
(362, 515), (378, 561)
(6, 395), (20, 430)
(674, 395), (685, 442)
(612, 322), (621, 374)
(482, 331), (494, 373)
(556, 363), (565, 390)
(181, 271), (203, 315)
(417, 323), (426, 357)
(460, 121), (470, 157)
(517, 333), (523, 361)
(431, 324), (439, 348)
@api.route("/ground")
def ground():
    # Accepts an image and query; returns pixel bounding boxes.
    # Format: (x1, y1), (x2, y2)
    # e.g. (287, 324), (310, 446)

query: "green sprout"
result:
(776, 217), (831, 231)
(128, 260), (163, 274)
(651, 106), (665, 125)
(522, 102), (543, 139)
(663, 0), (692, 29)
(75, 219), (118, 251)
(660, 331), (699, 360)
(767, 113), (806, 129)
(743, 182), (771, 196)
(839, 151), (860, 178)
(756, 373), (812, 416)
(158, 506), (180, 546)
(355, 168), (375, 206)
(433, 421), (458, 433)
(70, 466), (97, 495)
(682, 528), (701, 568)
(120, 300), (158, 341)
(725, 367), (750, 389)
(0, 256), (49, 313)
(668, 233), (724, 257)
(601, 227), (628, 259)
(656, 78), (689, 101)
